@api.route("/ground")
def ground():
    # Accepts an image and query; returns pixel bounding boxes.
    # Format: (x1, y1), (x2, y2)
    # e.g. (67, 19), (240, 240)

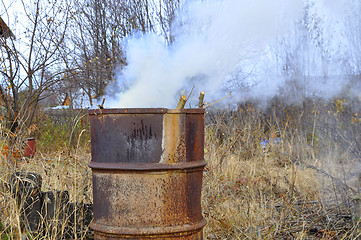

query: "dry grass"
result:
(202, 102), (361, 239)
(0, 148), (92, 239)
(0, 99), (360, 239)
(202, 108), (318, 239)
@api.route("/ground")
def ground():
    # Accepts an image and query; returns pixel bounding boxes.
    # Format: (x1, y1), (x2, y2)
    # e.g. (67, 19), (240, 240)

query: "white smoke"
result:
(105, 0), (304, 108)
(317, 0), (349, 20)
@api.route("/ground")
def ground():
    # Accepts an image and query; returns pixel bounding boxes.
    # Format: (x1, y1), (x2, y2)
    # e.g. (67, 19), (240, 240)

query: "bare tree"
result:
(273, 2), (333, 102)
(345, 1), (361, 80)
(0, 0), (72, 140)
(158, 0), (182, 44)
(63, 0), (183, 106)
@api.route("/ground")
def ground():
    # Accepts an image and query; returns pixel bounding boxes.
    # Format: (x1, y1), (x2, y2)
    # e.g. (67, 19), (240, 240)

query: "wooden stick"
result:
(203, 92), (231, 108)
(198, 91), (205, 108)
(176, 95), (187, 109)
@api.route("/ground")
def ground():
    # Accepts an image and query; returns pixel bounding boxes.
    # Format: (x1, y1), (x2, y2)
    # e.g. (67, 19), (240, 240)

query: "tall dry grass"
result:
(202, 98), (361, 239)
(0, 108), (92, 239)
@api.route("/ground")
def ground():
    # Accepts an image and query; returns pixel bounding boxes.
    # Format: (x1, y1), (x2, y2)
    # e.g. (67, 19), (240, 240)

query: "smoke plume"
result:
(105, 0), (304, 108)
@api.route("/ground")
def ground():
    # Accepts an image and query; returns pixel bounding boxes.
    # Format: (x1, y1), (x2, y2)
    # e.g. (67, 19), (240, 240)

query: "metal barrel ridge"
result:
(88, 108), (207, 239)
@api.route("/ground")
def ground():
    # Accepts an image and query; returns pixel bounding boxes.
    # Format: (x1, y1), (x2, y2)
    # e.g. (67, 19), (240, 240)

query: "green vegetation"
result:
(34, 109), (90, 153)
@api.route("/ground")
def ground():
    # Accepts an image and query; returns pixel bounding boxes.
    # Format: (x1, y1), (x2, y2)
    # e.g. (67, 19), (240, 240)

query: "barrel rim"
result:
(88, 160), (206, 171)
(88, 108), (205, 115)
(90, 219), (207, 236)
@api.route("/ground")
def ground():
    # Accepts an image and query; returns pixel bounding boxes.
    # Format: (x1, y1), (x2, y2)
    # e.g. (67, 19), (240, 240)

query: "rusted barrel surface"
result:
(88, 108), (206, 239)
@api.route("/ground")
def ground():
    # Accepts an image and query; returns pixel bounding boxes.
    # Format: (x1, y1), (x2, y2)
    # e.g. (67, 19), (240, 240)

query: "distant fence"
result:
(44, 107), (89, 126)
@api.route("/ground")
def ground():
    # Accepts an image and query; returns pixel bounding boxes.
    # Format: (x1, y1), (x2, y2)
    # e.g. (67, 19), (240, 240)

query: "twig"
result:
(304, 208), (337, 233)
(305, 164), (358, 193)
(186, 86), (195, 102)
(204, 92), (231, 108)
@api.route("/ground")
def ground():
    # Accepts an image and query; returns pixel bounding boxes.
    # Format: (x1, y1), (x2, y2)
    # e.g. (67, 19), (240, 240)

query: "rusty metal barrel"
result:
(88, 108), (206, 239)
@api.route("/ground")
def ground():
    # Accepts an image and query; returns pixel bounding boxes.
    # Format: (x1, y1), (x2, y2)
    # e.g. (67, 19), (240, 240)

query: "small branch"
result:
(305, 164), (358, 193)
(204, 92), (231, 108)
(186, 86), (195, 101)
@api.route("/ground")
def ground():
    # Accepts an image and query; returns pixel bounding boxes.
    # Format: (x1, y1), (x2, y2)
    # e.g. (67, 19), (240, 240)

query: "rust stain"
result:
(160, 112), (186, 164)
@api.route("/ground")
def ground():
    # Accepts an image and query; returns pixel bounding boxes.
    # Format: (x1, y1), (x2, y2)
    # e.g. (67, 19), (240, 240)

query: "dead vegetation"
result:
(202, 98), (361, 239)
(0, 98), (360, 239)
